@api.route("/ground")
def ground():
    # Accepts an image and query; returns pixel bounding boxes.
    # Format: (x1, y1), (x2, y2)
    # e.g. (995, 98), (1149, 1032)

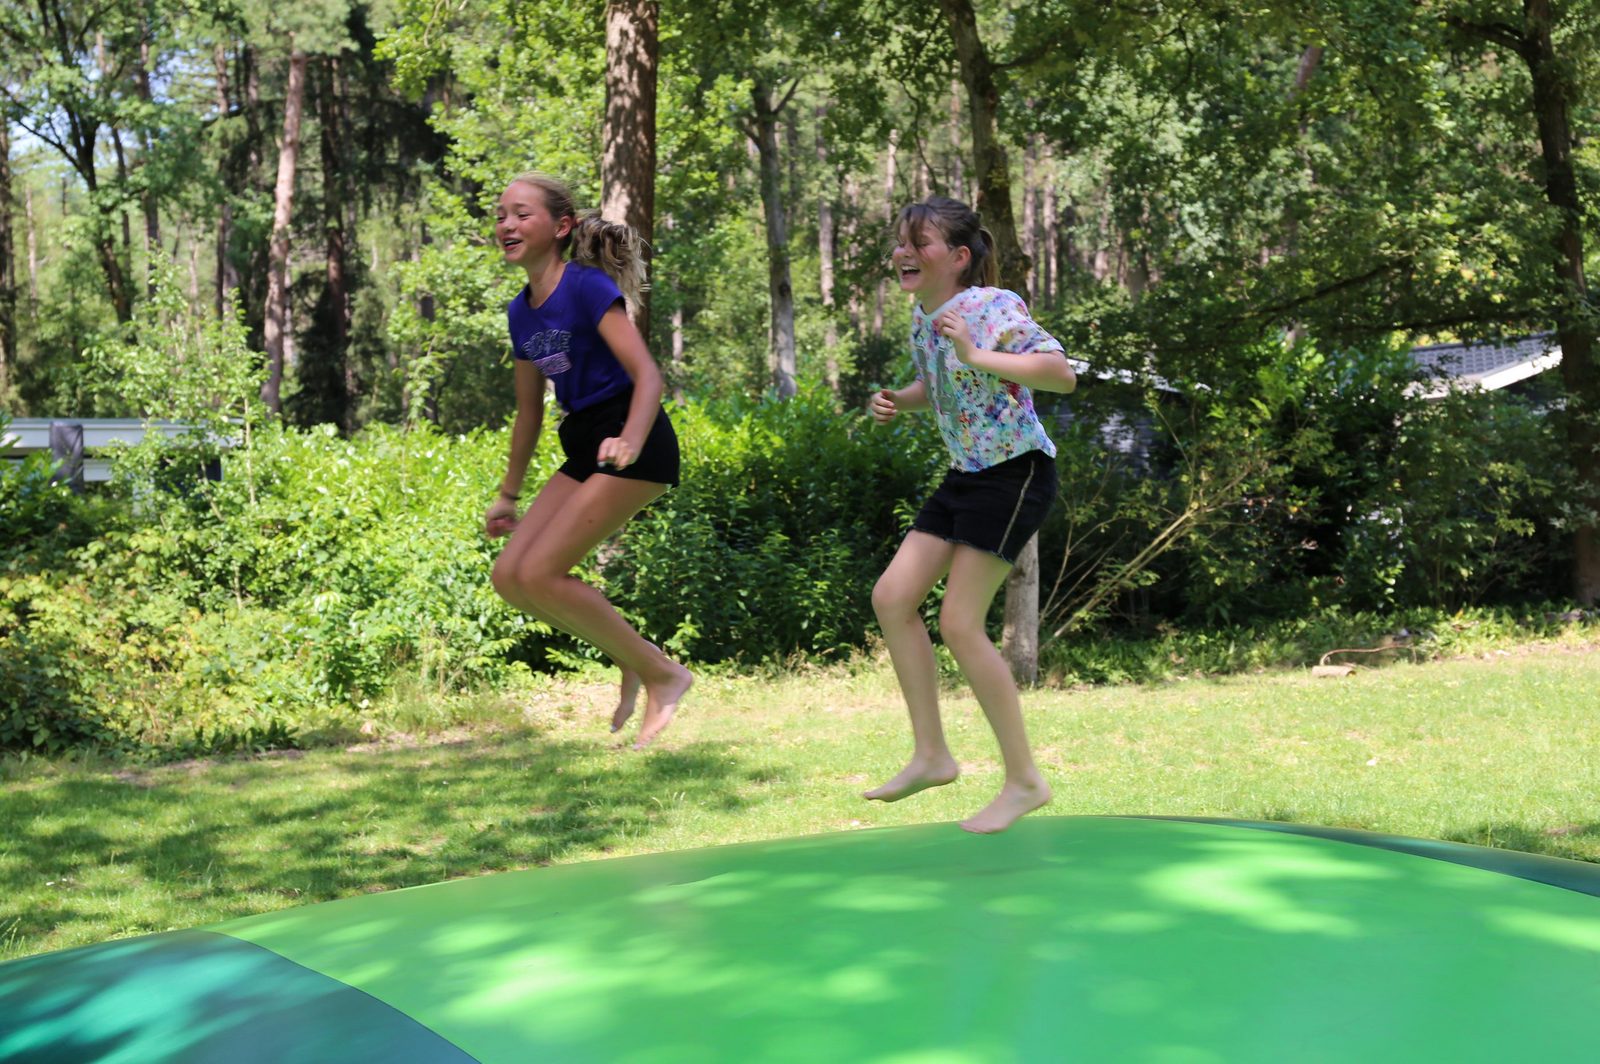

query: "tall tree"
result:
(252, 0), (353, 414)
(937, 0), (1028, 293)
(0, 117), (14, 393)
(816, 104), (839, 389)
(937, 0), (1040, 683)
(0, 1), (145, 321)
(261, 48), (308, 413)
(133, 35), (159, 296)
(212, 41), (240, 318)
(746, 76), (800, 397)
(1446, 0), (1600, 604)
(601, 0), (658, 338)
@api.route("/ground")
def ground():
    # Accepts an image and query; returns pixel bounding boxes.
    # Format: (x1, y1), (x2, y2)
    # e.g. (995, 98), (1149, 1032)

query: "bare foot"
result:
(632, 661), (694, 750)
(959, 775), (1052, 834)
(863, 756), (960, 802)
(612, 667), (642, 732)
(611, 643), (658, 733)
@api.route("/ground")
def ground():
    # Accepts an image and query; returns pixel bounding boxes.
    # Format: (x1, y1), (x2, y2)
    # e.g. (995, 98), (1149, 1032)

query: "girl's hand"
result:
(596, 436), (638, 470)
(485, 496), (518, 539)
(934, 311), (975, 361)
(869, 388), (898, 423)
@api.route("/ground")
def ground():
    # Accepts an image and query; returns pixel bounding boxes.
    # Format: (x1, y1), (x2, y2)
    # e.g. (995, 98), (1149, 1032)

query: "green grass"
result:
(4, 637), (1600, 963)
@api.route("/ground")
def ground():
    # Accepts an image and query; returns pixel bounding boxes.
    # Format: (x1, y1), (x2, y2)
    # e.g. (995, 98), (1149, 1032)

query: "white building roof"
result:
(1408, 334), (1562, 397)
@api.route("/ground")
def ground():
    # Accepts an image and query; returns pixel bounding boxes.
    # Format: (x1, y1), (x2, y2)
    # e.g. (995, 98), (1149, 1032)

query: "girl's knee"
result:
(872, 576), (920, 621)
(492, 557), (554, 606)
(938, 606), (990, 652)
(490, 557), (522, 601)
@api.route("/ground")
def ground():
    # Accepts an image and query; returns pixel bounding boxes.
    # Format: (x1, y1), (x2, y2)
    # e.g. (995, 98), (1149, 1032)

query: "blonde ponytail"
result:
(568, 211), (649, 310)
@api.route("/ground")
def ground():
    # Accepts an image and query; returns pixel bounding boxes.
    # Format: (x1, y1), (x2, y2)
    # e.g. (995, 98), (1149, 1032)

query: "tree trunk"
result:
(1042, 170), (1058, 309)
(750, 79), (798, 398)
(1281, 44), (1323, 344)
(25, 181), (39, 304)
(874, 129), (899, 338)
(97, 33), (135, 270)
(242, 45), (265, 331)
(321, 55), (352, 427)
(843, 173), (863, 335)
(1022, 135), (1038, 297)
(670, 304), (685, 404)
(816, 105), (839, 390)
(938, 0), (1037, 681)
(0, 120), (14, 393)
(948, 80), (964, 196)
(601, 0), (658, 338)
(214, 42), (239, 318)
(262, 49), (308, 414)
(111, 128), (133, 260)
(1092, 196), (1110, 282)
(1520, 1), (1599, 603)
(785, 109), (801, 235)
(1001, 537), (1041, 685)
(135, 37), (160, 296)
(187, 235), (200, 305)
(938, 0), (1029, 296)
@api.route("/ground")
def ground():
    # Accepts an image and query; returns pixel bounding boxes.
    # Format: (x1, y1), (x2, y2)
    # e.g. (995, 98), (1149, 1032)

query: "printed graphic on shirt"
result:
(521, 330), (573, 376)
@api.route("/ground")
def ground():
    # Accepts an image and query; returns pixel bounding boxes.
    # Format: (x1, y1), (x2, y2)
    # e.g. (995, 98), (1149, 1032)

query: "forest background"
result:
(1, 0), (1597, 756)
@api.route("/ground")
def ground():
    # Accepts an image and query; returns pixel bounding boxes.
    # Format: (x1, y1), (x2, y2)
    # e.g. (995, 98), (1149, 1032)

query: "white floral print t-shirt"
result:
(910, 287), (1062, 472)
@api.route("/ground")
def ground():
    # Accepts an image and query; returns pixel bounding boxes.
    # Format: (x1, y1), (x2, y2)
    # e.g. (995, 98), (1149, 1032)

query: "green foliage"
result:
(605, 383), (944, 661)
(385, 183), (516, 429)
(0, 416), (78, 549)
(0, 421), (553, 756)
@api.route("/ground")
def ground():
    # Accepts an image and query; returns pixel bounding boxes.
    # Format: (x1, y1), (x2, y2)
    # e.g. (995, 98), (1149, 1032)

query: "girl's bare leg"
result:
(492, 473), (692, 748)
(939, 545), (1052, 833)
(865, 531), (961, 801)
(494, 473), (644, 728)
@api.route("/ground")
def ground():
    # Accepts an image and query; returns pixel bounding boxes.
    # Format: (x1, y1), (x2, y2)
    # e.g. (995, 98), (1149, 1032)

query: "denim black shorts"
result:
(557, 389), (680, 487)
(911, 449), (1058, 564)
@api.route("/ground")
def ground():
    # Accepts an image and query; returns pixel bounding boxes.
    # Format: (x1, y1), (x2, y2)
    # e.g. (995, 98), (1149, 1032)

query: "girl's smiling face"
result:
(892, 220), (968, 299)
(496, 183), (572, 266)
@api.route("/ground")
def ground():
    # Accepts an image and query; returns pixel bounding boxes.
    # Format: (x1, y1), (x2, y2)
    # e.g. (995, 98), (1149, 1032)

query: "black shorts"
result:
(912, 449), (1058, 564)
(557, 389), (680, 486)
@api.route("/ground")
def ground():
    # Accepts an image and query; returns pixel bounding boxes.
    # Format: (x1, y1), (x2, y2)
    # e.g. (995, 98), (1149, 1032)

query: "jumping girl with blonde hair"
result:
(485, 172), (691, 748)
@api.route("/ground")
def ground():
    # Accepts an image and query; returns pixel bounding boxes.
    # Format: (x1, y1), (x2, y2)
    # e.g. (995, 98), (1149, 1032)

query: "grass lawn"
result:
(4, 637), (1598, 963)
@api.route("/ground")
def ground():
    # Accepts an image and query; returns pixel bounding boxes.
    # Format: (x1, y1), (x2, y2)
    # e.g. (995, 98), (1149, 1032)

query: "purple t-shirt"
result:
(507, 263), (630, 413)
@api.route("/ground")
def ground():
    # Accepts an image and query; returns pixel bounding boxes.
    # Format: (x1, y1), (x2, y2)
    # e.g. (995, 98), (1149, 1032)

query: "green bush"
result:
(604, 383), (945, 661)
(0, 419), (551, 755)
(1044, 338), (1568, 630)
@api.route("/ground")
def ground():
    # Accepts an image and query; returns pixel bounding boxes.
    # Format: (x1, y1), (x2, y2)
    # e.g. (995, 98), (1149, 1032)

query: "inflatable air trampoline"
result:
(3, 815), (1597, 1062)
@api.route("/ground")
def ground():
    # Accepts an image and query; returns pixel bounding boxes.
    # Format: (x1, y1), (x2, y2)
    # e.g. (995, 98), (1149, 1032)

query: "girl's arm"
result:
(891, 378), (930, 411)
(501, 359), (547, 498)
(869, 379), (929, 422)
(595, 305), (665, 469)
(933, 309), (1077, 394)
(962, 347), (1077, 394)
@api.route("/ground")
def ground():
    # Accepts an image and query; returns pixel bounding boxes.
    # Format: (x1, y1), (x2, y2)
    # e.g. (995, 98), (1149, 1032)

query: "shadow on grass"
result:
(1, 726), (791, 954)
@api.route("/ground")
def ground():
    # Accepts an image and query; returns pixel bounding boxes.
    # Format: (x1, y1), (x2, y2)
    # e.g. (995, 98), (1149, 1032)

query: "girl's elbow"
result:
(634, 360), (665, 394)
